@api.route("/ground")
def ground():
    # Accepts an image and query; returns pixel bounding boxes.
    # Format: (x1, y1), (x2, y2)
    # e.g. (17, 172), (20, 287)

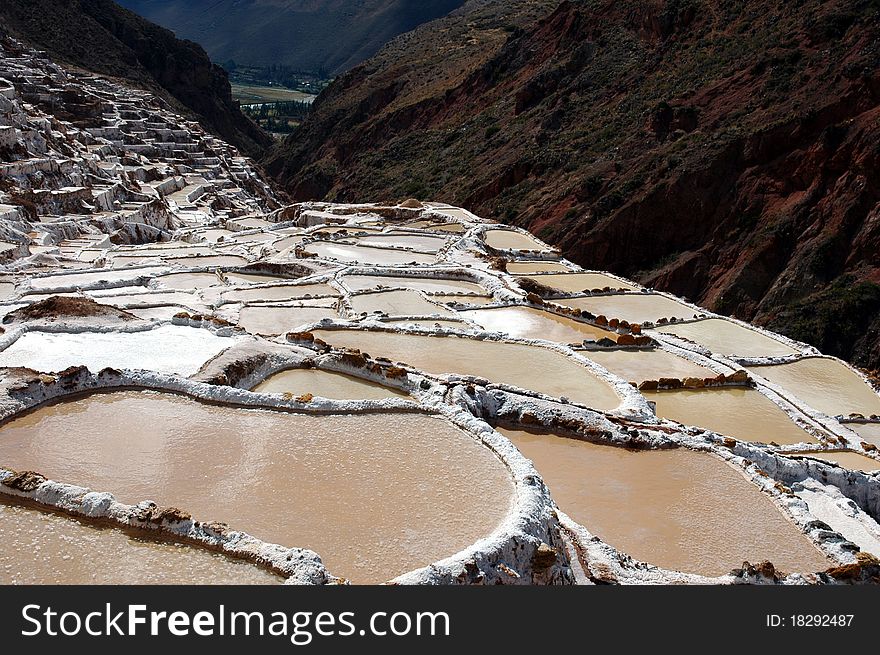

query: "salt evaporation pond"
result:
(28, 267), (166, 290)
(749, 358), (880, 417)
(166, 255), (249, 268)
(0, 326), (234, 375)
(562, 293), (699, 324)
(223, 272), (288, 285)
(349, 290), (452, 316)
(657, 318), (798, 357)
(312, 329), (621, 410)
(223, 283), (338, 303)
(0, 281), (17, 299)
(786, 451), (880, 472)
(342, 275), (486, 295)
(432, 294), (494, 306)
(237, 306), (337, 336)
(500, 428), (830, 576)
(354, 234), (449, 253)
(156, 272), (223, 290)
(484, 230), (550, 251)
(584, 349), (715, 384)
(383, 319), (471, 330)
(254, 368), (409, 400)
(643, 388), (817, 445)
(516, 272), (638, 293)
(0, 391), (514, 583)
(0, 499), (280, 585)
(462, 306), (616, 343)
(506, 261), (570, 274)
(850, 423), (880, 447)
(304, 242), (436, 265)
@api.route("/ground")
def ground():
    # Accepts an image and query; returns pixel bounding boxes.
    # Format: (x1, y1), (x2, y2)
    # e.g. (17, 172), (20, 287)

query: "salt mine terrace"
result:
(0, 36), (879, 586)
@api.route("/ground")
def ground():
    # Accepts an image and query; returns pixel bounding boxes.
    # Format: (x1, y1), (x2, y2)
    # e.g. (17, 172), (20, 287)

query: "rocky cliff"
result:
(265, 0), (880, 369)
(0, 0), (272, 157)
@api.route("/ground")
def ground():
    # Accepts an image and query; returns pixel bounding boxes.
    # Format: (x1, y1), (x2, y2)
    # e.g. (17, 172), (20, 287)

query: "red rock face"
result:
(265, 0), (880, 368)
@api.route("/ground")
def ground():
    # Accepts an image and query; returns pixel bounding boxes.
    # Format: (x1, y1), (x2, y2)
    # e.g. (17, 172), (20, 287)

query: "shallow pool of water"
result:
(0, 391), (514, 583)
(584, 349), (714, 384)
(223, 284), (338, 303)
(657, 319), (798, 357)
(484, 230), (550, 251)
(342, 275), (486, 295)
(786, 451), (880, 472)
(748, 358), (880, 417)
(515, 273), (638, 293)
(0, 499), (280, 585)
(643, 388), (817, 445)
(501, 428), (829, 576)
(354, 234), (449, 253)
(350, 290), (452, 316)
(238, 306), (337, 336)
(254, 368), (408, 400)
(850, 423), (880, 447)
(155, 272), (223, 290)
(506, 261), (570, 274)
(461, 306), (616, 344)
(312, 329), (620, 410)
(304, 243), (436, 265)
(562, 294), (699, 324)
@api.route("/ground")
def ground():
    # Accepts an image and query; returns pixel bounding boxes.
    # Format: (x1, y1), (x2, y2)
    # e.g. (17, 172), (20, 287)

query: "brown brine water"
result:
(0, 391), (514, 583)
(785, 451), (880, 472)
(562, 293), (699, 324)
(584, 349), (714, 384)
(0, 499), (280, 585)
(312, 329), (621, 410)
(500, 428), (829, 576)
(349, 290), (452, 316)
(643, 388), (817, 445)
(253, 368), (409, 400)
(657, 319), (798, 357)
(461, 306), (616, 343)
(748, 358), (880, 417)
(237, 306), (337, 336)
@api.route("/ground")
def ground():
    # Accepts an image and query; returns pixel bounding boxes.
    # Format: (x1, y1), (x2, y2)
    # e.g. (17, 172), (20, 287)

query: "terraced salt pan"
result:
(433, 294), (494, 306)
(506, 261), (570, 274)
(223, 284), (338, 303)
(796, 487), (880, 558)
(272, 235), (306, 251)
(312, 329), (621, 410)
(0, 325), (234, 375)
(484, 230), (550, 252)
(238, 306), (337, 336)
(28, 267), (166, 290)
(354, 234), (449, 253)
(304, 242), (436, 265)
(343, 275), (486, 295)
(403, 221), (464, 233)
(0, 391), (514, 583)
(562, 293), (699, 324)
(461, 306), (616, 343)
(786, 451), (880, 472)
(383, 319), (472, 330)
(643, 389), (817, 445)
(516, 272), (638, 293)
(850, 423), (880, 447)
(228, 232), (278, 243)
(0, 500), (279, 585)
(254, 368), (408, 400)
(85, 291), (199, 309)
(0, 282), (16, 299)
(126, 305), (193, 321)
(223, 272), (288, 285)
(584, 349), (715, 384)
(657, 318), (799, 357)
(350, 290), (452, 316)
(748, 358), (880, 417)
(201, 228), (236, 242)
(166, 255), (249, 268)
(500, 428), (829, 575)
(155, 272), (223, 290)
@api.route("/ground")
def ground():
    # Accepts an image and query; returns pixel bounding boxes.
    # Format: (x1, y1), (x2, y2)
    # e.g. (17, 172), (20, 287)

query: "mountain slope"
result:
(0, 0), (271, 157)
(265, 0), (880, 370)
(117, 0), (466, 74)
